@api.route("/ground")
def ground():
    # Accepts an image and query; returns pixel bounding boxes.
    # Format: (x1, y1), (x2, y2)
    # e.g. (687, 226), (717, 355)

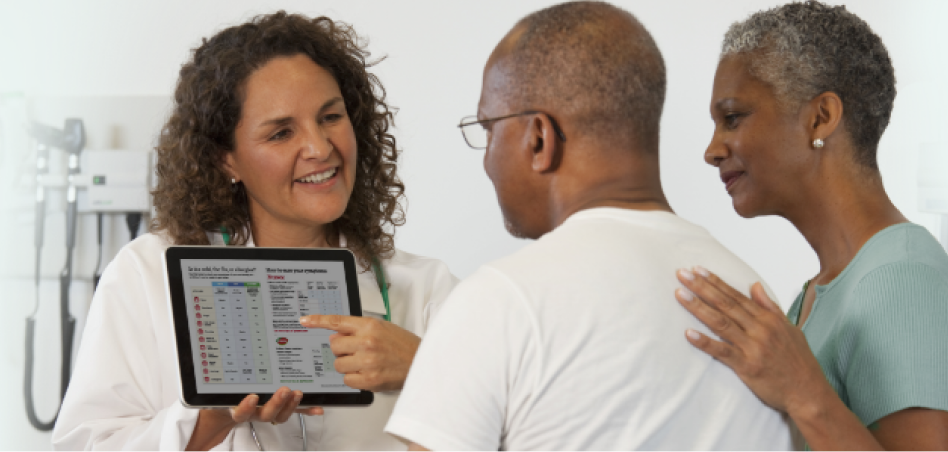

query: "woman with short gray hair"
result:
(674, 1), (948, 449)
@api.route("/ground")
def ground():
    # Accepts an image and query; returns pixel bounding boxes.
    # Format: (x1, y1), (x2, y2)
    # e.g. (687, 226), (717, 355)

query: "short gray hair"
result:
(721, 0), (895, 169)
(503, 1), (666, 151)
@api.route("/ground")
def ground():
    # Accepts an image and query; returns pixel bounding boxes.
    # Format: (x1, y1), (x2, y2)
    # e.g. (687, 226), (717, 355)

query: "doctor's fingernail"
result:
(694, 266), (710, 277)
(678, 269), (695, 280)
(677, 288), (695, 302)
(686, 329), (701, 341)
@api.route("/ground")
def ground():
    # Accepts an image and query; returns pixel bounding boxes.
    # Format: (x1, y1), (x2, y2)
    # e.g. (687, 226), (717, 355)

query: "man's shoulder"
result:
(484, 208), (719, 277)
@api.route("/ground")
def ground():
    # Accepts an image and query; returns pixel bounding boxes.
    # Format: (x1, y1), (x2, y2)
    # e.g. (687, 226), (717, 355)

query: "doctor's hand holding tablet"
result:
(188, 390), (322, 451)
(190, 309), (422, 451)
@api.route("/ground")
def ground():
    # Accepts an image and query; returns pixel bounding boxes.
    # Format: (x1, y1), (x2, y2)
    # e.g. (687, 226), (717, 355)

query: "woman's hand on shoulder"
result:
(300, 315), (420, 392)
(674, 268), (948, 449)
(673, 266), (828, 415)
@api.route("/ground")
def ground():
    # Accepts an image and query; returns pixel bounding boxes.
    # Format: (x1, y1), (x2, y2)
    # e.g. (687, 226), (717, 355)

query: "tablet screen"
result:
(179, 258), (358, 395)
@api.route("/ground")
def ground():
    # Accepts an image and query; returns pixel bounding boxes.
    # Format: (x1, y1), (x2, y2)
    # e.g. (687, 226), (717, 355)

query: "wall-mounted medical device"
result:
(26, 119), (154, 431)
(918, 142), (948, 250)
(79, 150), (152, 213)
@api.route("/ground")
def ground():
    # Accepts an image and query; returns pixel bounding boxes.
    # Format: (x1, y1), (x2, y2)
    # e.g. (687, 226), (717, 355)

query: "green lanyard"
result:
(371, 258), (392, 322)
(220, 227), (391, 321)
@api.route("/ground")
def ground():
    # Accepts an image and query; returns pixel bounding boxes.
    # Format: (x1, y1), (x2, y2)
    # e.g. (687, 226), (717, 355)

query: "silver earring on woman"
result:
(231, 178), (237, 185)
(813, 138), (824, 149)
(231, 178), (239, 194)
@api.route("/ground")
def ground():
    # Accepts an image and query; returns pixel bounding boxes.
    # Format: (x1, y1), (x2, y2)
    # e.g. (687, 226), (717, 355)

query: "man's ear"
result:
(526, 114), (561, 173)
(808, 91), (844, 146)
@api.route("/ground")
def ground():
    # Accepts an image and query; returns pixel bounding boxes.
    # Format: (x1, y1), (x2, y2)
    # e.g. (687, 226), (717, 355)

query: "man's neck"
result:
(547, 163), (673, 231)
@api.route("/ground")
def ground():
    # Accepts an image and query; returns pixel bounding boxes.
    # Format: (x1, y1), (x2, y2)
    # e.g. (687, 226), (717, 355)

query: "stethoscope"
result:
(220, 228), (391, 450)
(25, 119), (85, 431)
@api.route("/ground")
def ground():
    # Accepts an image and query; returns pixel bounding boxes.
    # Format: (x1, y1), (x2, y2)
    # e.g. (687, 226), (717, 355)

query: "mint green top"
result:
(787, 223), (948, 426)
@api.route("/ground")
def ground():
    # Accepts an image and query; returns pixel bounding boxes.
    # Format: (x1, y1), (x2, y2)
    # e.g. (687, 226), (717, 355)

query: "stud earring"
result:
(813, 138), (825, 149)
(231, 178), (237, 185)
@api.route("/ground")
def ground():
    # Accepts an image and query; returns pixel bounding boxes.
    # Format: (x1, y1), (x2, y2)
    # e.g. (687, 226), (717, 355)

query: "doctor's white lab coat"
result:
(52, 232), (458, 450)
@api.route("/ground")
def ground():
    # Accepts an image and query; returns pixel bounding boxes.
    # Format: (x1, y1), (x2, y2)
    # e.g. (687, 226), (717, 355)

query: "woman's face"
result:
(224, 54), (358, 232)
(705, 56), (812, 218)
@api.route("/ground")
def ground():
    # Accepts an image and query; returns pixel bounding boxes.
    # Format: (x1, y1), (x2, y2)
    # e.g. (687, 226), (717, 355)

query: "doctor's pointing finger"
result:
(300, 314), (420, 392)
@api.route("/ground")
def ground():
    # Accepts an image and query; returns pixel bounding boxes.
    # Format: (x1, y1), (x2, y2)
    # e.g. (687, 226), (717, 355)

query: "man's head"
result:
(477, 1), (668, 239)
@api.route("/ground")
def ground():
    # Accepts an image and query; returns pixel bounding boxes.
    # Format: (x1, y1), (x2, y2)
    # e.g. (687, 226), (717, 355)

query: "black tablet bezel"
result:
(164, 246), (373, 407)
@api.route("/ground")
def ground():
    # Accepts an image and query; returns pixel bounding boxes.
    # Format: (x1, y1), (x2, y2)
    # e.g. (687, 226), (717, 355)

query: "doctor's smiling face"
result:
(704, 55), (813, 219)
(223, 54), (358, 238)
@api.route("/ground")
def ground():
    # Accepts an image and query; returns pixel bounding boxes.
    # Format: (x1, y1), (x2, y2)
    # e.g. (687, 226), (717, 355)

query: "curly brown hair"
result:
(152, 11), (405, 269)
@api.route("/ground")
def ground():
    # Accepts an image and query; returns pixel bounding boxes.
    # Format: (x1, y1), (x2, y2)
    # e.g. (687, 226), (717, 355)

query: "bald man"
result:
(385, 2), (793, 450)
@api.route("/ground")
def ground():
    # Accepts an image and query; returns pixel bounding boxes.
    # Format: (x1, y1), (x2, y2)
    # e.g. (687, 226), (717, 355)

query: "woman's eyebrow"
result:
(257, 116), (293, 129)
(319, 96), (344, 113)
(256, 97), (344, 129)
(714, 98), (739, 110)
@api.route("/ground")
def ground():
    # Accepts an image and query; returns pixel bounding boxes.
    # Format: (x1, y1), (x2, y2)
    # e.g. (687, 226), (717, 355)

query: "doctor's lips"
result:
(720, 170), (744, 192)
(294, 167), (338, 184)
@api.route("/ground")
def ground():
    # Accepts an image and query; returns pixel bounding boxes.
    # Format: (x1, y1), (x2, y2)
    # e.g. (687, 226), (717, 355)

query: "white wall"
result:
(0, 1), (945, 449)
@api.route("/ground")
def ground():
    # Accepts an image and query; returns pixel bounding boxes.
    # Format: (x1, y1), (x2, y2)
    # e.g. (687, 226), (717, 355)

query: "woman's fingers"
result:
(750, 282), (784, 315)
(697, 267), (765, 317)
(676, 288), (743, 344)
(229, 390), (321, 426)
(332, 354), (360, 374)
(678, 268), (754, 330)
(229, 394), (259, 423)
(296, 406), (325, 416)
(684, 328), (741, 369)
(257, 387), (292, 423)
(273, 390), (303, 424)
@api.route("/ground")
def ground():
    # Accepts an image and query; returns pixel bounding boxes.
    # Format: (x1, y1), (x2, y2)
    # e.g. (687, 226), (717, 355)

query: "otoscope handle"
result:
(60, 314), (76, 399)
(34, 198), (45, 250)
(35, 144), (48, 250)
(24, 318), (57, 431)
(59, 265), (76, 396)
(64, 198), (78, 250)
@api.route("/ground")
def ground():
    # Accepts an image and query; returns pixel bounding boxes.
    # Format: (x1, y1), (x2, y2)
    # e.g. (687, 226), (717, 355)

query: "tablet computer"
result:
(163, 246), (373, 408)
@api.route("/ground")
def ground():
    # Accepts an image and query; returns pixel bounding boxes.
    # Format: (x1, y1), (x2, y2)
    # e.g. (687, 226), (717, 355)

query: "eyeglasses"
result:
(457, 111), (566, 150)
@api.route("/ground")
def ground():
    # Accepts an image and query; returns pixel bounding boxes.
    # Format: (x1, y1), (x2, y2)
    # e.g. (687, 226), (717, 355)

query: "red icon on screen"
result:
(194, 296), (200, 302)
(199, 336), (205, 342)
(203, 368), (208, 374)
(201, 353), (207, 359)
(198, 329), (204, 335)
(194, 304), (200, 311)
(197, 321), (203, 327)
(196, 313), (202, 319)
(200, 345), (206, 350)
(205, 377), (209, 382)
(202, 360), (208, 366)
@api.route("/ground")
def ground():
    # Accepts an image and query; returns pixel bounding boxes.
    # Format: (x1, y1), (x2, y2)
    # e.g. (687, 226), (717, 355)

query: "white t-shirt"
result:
(52, 232), (459, 450)
(386, 208), (792, 450)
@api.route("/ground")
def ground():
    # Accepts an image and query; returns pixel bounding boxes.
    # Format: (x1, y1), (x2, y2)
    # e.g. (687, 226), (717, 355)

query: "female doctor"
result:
(52, 12), (458, 450)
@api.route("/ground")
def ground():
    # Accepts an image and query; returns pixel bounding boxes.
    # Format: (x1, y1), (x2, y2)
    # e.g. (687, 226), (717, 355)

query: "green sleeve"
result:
(843, 262), (948, 425)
